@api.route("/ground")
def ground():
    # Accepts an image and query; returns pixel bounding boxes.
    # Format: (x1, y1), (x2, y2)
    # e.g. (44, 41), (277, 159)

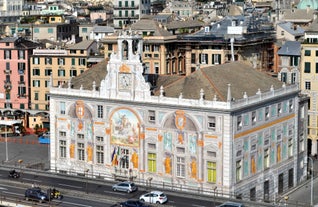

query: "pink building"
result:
(0, 37), (42, 120)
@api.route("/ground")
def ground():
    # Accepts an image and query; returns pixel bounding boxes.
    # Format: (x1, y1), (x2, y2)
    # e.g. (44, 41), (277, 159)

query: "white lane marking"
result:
(0, 187), (8, 190)
(3, 191), (22, 196)
(62, 201), (93, 207)
(23, 178), (42, 183)
(58, 183), (82, 189)
(192, 204), (206, 207)
(169, 200), (175, 203)
(106, 190), (126, 195)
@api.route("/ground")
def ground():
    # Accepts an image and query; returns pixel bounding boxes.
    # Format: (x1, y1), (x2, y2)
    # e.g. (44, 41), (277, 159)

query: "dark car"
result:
(8, 170), (20, 178)
(25, 187), (49, 203)
(120, 200), (150, 207)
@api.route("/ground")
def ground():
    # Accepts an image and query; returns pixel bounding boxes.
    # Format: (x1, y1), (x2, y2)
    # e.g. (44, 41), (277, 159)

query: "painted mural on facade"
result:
(110, 108), (140, 147)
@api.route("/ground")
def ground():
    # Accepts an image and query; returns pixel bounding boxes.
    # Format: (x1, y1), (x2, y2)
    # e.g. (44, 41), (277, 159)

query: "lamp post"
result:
(5, 125), (8, 162)
(308, 156), (314, 206)
(85, 169), (89, 194)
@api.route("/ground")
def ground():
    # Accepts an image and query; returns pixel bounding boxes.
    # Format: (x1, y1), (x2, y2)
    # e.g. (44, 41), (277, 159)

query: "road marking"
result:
(3, 191), (22, 196)
(106, 190), (126, 195)
(58, 183), (82, 189)
(169, 200), (175, 203)
(0, 187), (8, 190)
(23, 178), (42, 183)
(62, 201), (93, 207)
(192, 204), (206, 207)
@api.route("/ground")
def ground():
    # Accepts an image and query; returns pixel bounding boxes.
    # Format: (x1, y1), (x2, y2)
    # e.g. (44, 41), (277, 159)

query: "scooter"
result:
(8, 170), (20, 178)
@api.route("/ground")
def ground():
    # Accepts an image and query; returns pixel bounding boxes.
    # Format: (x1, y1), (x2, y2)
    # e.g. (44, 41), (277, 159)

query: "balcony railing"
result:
(4, 69), (11, 74)
(113, 5), (140, 9)
(18, 81), (25, 85)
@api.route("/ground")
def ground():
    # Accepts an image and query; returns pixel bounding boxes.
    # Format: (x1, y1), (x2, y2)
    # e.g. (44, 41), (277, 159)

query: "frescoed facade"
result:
(49, 30), (308, 203)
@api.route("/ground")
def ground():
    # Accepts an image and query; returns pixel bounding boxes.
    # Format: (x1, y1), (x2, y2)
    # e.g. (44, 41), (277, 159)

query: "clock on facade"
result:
(119, 73), (132, 90)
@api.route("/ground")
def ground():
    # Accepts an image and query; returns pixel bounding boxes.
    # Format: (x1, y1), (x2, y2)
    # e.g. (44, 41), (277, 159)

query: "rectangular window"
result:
(59, 131), (66, 137)
(289, 100), (293, 112)
(212, 54), (221, 64)
(33, 69), (40, 76)
(34, 92), (39, 101)
(305, 81), (311, 90)
(60, 102), (65, 114)
(78, 143), (85, 161)
(264, 148), (269, 169)
(72, 58), (76, 65)
(77, 134), (84, 139)
(265, 107), (269, 120)
(316, 63), (318, 73)
(70, 70), (77, 77)
(148, 153), (156, 172)
(208, 116), (216, 130)
(78, 58), (86, 66)
(148, 110), (155, 122)
(34, 28), (39, 33)
(32, 80), (40, 87)
(207, 161), (216, 183)
(33, 57), (40, 65)
(237, 115), (242, 130)
(176, 157), (185, 177)
(48, 28), (53, 33)
(45, 57), (52, 65)
(96, 145), (104, 164)
(191, 53), (195, 64)
(59, 140), (66, 158)
(252, 111), (256, 125)
(45, 80), (50, 87)
(45, 93), (50, 101)
(82, 28), (88, 33)
(45, 69), (52, 76)
(18, 63), (25, 73)
(4, 50), (11, 59)
(58, 69), (65, 77)
(236, 160), (242, 181)
(96, 136), (104, 142)
(97, 105), (103, 118)
(288, 138), (293, 157)
(277, 103), (282, 116)
(58, 58), (65, 65)
(304, 62), (311, 73)
(18, 50), (25, 59)
(305, 50), (311, 56)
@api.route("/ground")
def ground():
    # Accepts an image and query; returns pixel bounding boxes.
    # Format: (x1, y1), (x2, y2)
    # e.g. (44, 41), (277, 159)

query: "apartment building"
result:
(30, 40), (98, 111)
(49, 31), (308, 203)
(300, 19), (318, 156)
(113, 0), (151, 29)
(0, 37), (42, 120)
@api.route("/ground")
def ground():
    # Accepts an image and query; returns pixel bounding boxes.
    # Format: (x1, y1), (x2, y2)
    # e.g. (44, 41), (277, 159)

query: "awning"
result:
(0, 120), (22, 126)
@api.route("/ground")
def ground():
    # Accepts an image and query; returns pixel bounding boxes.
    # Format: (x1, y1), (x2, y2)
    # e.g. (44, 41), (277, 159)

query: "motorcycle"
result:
(8, 170), (20, 178)
(50, 188), (63, 200)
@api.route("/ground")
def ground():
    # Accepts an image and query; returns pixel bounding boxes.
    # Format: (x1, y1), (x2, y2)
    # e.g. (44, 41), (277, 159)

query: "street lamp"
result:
(308, 156), (314, 206)
(5, 125), (8, 162)
(85, 169), (89, 194)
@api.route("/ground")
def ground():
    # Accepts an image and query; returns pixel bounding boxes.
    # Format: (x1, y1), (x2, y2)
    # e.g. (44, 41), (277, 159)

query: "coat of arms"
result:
(76, 100), (85, 119)
(175, 110), (186, 130)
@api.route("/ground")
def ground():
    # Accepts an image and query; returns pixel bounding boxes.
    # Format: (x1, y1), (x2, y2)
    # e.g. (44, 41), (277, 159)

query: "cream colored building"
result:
(49, 31), (308, 204)
(30, 40), (98, 111)
(300, 20), (318, 155)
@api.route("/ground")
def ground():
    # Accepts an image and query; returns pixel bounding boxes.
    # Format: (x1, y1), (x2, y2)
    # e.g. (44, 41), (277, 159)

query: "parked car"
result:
(25, 187), (49, 203)
(120, 199), (150, 207)
(8, 169), (20, 178)
(217, 201), (245, 207)
(139, 191), (168, 204)
(112, 181), (137, 193)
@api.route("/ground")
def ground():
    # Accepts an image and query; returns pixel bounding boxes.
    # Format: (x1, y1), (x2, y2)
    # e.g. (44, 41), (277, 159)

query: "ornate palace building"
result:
(49, 30), (308, 203)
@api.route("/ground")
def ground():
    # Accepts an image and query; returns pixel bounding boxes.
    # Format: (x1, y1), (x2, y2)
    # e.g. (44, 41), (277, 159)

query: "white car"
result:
(139, 191), (168, 204)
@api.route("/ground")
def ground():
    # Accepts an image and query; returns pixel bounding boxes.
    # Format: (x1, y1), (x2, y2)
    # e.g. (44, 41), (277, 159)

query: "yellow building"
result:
(30, 40), (99, 111)
(300, 20), (318, 155)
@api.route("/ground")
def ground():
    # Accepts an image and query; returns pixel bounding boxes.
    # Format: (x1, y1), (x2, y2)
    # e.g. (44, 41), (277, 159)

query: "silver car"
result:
(112, 181), (137, 193)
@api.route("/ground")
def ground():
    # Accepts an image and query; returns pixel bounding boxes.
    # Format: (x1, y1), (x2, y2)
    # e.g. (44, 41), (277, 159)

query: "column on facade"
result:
(128, 39), (132, 60)
(311, 138), (317, 156)
(198, 132), (203, 182)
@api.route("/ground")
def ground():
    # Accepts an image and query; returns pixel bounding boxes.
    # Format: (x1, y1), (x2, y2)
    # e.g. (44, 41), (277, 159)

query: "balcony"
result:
(4, 69), (11, 74)
(17, 94), (27, 98)
(113, 15), (139, 19)
(113, 5), (139, 9)
(4, 80), (12, 90)
(18, 81), (25, 85)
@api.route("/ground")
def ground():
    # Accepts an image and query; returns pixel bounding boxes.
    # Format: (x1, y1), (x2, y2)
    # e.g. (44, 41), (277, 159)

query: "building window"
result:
(264, 148), (269, 169)
(148, 110), (155, 123)
(252, 111), (256, 125)
(59, 140), (66, 158)
(79, 58), (86, 66)
(72, 58), (76, 65)
(289, 100), (293, 112)
(33, 57), (40, 65)
(191, 53), (195, 64)
(45, 80), (50, 87)
(59, 131), (66, 137)
(288, 138), (293, 157)
(291, 72), (297, 84)
(78, 143), (85, 161)
(148, 153), (156, 172)
(45, 93), (50, 101)
(316, 63), (318, 73)
(45, 57), (52, 65)
(32, 80), (40, 87)
(305, 50), (311, 56)
(34, 92), (39, 101)
(45, 69), (52, 76)
(277, 103), (282, 116)
(48, 28), (53, 33)
(208, 116), (216, 130)
(97, 105), (103, 118)
(212, 54), (221, 64)
(207, 161), (216, 183)
(96, 145), (104, 164)
(58, 58), (65, 65)
(4, 50), (11, 59)
(60, 102), (65, 114)
(236, 160), (242, 181)
(58, 69), (65, 77)
(33, 69), (40, 76)
(82, 28), (87, 33)
(77, 134), (84, 139)
(304, 62), (311, 73)
(281, 72), (287, 82)
(237, 115), (242, 130)
(290, 56), (298, 66)
(250, 187), (256, 201)
(176, 157), (185, 177)
(305, 81), (311, 90)
(18, 50), (25, 59)
(265, 107), (269, 120)
(96, 136), (104, 142)
(70, 70), (77, 77)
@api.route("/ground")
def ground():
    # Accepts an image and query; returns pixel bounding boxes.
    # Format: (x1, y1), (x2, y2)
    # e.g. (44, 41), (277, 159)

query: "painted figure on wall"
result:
(178, 132), (184, 144)
(86, 121), (93, 141)
(87, 144), (93, 162)
(164, 155), (171, 174)
(111, 109), (140, 147)
(189, 134), (197, 154)
(190, 158), (197, 179)
(70, 143), (75, 158)
(131, 150), (138, 168)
